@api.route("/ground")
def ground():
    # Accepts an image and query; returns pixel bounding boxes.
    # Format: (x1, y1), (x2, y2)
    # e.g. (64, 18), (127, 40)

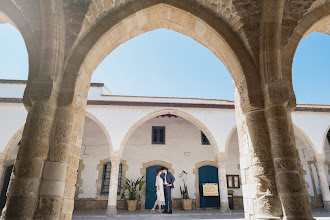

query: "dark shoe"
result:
(162, 210), (168, 214)
(167, 211), (172, 214)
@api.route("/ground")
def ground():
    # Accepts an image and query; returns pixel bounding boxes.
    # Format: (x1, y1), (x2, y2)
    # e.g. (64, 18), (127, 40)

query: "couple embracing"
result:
(151, 167), (175, 214)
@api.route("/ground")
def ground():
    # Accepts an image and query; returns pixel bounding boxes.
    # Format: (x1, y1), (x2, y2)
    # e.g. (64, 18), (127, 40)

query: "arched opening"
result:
(91, 28), (234, 100)
(62, 3), (260, 213)
(119, 108), (219, 156)
(61, 3), (261, 110)
(225, 125), (320, 209)
(140, 160), (174, 210)
(0, 23), (28, 80)
(292, 32), (330, 104)
(282, 4), (330, 105)
(121, 111), (217, 210)
(198, 165), (219, 208)
(145, 165), (167, 209)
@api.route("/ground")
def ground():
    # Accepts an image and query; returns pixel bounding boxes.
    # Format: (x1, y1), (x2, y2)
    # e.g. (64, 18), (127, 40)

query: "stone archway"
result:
(61, 2), (261, 110)
(118, 108), (219, 157)
(140, 160), (174, 210)
(282, 3), (330, 86)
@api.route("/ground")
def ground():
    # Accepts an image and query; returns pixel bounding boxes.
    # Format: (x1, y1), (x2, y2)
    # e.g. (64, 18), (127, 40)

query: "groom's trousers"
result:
(164, 186), (173, 211)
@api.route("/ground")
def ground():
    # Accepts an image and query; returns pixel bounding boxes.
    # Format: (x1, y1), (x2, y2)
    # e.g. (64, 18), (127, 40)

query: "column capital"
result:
(110, 152), (121, 163)
(216, 152), (227, 163)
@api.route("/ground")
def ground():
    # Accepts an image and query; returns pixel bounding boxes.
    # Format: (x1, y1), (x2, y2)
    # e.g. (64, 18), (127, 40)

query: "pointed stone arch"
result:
(0, 1), (39, 83)
(282, 3), (330, 87)
(60, 1), (261, 111)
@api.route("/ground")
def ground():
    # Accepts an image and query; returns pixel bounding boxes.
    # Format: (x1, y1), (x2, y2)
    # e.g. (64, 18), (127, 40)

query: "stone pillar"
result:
(2, 100), (57, 219)
(106, 155), (121, 217)
(216, 153), (231, 214)
(265, 103), (314, 220)
(234, 87), (282, 220)
(35, 104), (85, 220)
(315, 155), (330, 211)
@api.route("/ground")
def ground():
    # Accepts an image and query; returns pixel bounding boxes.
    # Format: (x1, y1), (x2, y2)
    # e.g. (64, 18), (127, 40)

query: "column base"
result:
(105, 205), (117, 217)
(324, 201), (330, 212)
(220, 206), (231, 214)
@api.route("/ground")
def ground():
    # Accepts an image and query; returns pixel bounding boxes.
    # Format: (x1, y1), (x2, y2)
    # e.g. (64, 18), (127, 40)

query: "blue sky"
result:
(0, 23), (329, 104)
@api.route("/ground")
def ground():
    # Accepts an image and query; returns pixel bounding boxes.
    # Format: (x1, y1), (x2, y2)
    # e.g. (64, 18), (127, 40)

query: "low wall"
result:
(74, 195), (322, 211)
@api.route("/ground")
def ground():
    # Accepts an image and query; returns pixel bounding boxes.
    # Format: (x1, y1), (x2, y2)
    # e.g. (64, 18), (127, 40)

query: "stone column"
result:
(234, 87), (282, 220)
(106, 154), (121, 217)
(216, 153), (231, 214)
(315, 155), (330, 211)
(265, 102), (314, 220)
(2, 100), (57, 219)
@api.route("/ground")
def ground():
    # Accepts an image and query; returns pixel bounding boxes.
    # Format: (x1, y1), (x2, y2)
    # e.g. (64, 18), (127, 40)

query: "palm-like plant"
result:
(120, 176), (145, 200)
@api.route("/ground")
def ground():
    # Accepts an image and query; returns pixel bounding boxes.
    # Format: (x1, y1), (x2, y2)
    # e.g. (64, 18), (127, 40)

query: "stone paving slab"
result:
(72, 209), (330, 220)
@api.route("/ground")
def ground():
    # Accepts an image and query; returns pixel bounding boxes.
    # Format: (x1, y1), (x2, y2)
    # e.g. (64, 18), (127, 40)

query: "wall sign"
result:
(202, 183), (219, 196)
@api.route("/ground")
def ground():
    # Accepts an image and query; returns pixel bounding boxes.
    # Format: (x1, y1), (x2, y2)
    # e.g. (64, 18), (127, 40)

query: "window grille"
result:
(152, 126), (165, 144)
(201, 131), (210, 145)
(101, 162), (122, 196)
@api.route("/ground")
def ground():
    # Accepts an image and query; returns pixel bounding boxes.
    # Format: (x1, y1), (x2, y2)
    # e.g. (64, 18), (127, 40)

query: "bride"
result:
(151, 169), (165, 214)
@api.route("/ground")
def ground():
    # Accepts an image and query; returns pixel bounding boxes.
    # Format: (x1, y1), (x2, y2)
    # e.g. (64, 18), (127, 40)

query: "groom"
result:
(161, 166), (175, 214)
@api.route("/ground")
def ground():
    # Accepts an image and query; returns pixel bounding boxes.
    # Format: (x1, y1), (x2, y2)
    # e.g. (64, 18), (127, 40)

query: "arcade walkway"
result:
(72, 209), (330, 219)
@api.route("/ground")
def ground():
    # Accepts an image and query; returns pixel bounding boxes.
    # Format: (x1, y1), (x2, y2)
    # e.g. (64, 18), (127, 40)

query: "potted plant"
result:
(179, 171), (193, 210)
(120, 176), (145, 211)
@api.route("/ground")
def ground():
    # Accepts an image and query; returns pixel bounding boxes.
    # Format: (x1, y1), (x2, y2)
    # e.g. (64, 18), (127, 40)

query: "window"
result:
(327, 130), (330, 145)
(152, 126), (165, 144)
(101, 162), (123, 196)
(226, 175), (240, 188)
(201, 131), (210, 145)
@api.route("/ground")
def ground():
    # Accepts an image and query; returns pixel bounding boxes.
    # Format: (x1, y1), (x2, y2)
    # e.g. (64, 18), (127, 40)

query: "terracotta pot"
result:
(127, 200), (138, 211)
(182, 199), (193, 210)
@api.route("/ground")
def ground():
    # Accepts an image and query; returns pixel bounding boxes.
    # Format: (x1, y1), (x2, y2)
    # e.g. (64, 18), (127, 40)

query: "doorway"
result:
(198, 165), (219, 208)
(145, 165), (167, 209)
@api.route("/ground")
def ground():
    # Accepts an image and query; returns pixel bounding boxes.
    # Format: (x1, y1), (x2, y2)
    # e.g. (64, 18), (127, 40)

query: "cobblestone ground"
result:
(72, 209), (330, 220)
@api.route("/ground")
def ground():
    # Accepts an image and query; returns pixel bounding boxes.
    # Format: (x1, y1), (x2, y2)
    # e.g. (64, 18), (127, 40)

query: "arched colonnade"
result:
(0, 0), (329, 219)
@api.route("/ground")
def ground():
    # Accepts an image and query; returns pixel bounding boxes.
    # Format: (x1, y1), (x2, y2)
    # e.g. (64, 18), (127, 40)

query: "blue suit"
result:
(162, 172), (175, 212)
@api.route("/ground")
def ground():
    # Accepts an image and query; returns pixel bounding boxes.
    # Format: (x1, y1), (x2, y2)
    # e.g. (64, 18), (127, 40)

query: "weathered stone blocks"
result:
(35, 196), (63, 218)
(14, 158), (43, 178)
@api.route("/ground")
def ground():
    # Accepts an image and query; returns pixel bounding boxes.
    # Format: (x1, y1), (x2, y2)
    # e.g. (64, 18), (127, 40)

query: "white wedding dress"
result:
(155, 176), (165, 205)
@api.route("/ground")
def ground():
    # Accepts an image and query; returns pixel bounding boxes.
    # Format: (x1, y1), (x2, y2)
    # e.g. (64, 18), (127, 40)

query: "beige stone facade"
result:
(0, 0), (330, 219)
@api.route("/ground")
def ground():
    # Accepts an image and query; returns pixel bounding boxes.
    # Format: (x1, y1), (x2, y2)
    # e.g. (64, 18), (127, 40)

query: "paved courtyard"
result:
(73, 209), (330, 219)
